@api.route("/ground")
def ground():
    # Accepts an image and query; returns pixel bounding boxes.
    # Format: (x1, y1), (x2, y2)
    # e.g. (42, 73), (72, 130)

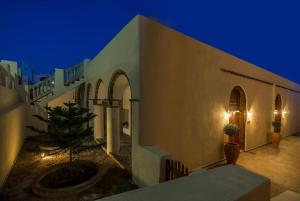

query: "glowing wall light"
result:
(282, 111), (287, 119)
(224, 111), (231, 120)
(247, 111), (253, 123)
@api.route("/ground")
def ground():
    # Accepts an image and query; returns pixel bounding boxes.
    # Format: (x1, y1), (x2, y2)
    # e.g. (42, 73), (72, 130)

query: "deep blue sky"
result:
(1, 0), (300, 83)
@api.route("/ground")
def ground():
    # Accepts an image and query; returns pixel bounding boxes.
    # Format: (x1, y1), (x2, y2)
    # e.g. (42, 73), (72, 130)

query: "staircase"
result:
(28, 59), (89, 107)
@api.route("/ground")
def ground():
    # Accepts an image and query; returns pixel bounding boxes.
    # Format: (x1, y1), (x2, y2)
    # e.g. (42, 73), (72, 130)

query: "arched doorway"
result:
(108, 71), (132, 136)
(86, 83), (93, 110)
(107, 70), (132, 168)
(274, 94), (282, 132)
(93, 79), (106, 142)
(86, 83), (93, 128)
(229, 86), (246, 150)
(75, 84), (85, 107)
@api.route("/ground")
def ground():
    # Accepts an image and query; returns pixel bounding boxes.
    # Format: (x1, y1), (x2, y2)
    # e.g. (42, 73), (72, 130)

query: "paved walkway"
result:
(237, 135), (300, 198)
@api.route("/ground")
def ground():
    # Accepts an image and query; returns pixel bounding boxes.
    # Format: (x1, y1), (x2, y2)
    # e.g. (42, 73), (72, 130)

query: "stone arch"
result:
(75, 84), (85, 107)
(106, 69), (132, 158)
(86, 83), (93, 109)
(108, 70), (131, 101)
(93, 79), (107, 142)
(94, 79), (105, 101)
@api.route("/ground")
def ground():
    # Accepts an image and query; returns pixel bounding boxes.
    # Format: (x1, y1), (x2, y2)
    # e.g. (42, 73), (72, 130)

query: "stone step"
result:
(272, 190), (300, 201)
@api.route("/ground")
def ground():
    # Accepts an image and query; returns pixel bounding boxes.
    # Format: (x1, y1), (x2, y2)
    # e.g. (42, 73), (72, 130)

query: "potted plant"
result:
(223, 124), (240, 164)
(272, 120), (281, 147)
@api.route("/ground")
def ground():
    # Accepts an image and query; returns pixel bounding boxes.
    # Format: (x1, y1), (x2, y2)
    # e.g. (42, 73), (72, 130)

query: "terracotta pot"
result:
(224, 142), (240, 164)
(272, 132), (281, 147)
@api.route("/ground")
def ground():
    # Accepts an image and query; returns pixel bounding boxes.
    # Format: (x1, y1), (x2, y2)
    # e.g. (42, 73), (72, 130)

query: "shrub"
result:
(272, 120), (281, 129)
(224, 124), (239, 136)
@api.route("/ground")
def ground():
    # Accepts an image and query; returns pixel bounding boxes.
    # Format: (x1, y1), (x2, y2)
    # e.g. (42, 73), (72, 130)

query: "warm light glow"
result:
(41, 152), (46, 158)
(247, 111), (253, 119)
(282, 111), (287, 119)
(224, 112), (231, 120)
(274, 110), (278, 115)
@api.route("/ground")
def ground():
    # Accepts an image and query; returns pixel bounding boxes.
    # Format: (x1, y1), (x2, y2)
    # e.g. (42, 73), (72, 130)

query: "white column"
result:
(106, 106), (120, 154)
(93, 105), (104, 141)
(131, 100), (139, 148)
(131, 100), (140, 183)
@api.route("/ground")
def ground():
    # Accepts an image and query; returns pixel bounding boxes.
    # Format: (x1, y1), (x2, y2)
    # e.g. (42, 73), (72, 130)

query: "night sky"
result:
(1, 0), (300, 83)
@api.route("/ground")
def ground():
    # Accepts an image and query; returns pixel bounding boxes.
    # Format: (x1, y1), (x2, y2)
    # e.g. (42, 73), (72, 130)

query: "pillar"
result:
(131, 100), (140, 183)
(93, 105), (105, 141)
(131, 100), (139, 148)
(106, 106), (120, 154)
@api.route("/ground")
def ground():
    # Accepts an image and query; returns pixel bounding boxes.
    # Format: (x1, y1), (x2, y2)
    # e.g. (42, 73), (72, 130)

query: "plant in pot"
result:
(223, 124), (240, 164)
(272, 120), (282, 147)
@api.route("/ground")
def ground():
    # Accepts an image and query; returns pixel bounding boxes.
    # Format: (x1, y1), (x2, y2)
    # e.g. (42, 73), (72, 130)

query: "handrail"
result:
(28, 76), (54, 100)
(64, 61), (85, 86)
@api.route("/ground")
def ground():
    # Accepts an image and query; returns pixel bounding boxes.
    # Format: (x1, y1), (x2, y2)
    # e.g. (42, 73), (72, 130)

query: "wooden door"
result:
(229, 87), (246, 150)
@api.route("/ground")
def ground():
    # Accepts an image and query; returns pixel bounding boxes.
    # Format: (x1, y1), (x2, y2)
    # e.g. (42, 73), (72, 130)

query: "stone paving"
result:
(237, 134), (300, 198)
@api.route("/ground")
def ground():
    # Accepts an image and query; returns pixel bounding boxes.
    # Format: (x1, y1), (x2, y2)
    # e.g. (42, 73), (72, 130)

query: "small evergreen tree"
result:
(27, 102), (96, 168)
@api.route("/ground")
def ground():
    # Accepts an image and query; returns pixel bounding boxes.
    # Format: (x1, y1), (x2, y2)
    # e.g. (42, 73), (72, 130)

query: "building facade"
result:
(7, 15), (300, 187)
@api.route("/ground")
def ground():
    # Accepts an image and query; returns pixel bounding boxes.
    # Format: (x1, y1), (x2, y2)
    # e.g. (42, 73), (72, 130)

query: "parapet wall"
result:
(98, 165), (270, 201)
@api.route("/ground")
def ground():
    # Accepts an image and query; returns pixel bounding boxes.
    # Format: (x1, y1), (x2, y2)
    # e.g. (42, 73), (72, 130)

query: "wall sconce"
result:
(282, 111), (287, 119)
(247, 111), (253, 123)
(224, 111), (231, 120)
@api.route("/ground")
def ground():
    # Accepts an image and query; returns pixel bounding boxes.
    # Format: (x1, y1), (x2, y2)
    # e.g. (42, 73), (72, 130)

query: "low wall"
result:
(132, 146), (170, 187)
(0, 102), (25, 189)
(0, 86), (47, 189)
(98, 165), (270, 201)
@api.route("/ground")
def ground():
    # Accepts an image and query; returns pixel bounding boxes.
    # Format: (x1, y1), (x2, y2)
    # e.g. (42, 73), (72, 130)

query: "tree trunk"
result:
(69, 147), (72, 169)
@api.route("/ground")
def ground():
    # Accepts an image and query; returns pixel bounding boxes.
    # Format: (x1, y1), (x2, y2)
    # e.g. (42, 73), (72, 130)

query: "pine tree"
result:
(27, 102), (96, 168)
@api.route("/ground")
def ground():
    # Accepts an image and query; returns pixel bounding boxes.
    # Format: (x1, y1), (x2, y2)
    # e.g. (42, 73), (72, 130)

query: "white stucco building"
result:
(2, 15), (300, 189)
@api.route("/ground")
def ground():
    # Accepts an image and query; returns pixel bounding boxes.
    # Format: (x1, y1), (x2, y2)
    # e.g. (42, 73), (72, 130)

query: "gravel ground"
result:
(1, 137), (137, 201)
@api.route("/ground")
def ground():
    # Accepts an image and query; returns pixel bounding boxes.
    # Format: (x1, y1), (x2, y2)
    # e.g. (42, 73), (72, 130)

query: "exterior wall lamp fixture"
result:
(282, 111), (287, 119)
(247, 111), (253, 123)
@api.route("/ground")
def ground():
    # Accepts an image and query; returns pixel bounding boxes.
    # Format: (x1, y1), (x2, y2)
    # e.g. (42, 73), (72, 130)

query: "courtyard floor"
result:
(237, 134), (300, 198)
(0, 137), (137, 201)
(207, 134), (300, 198)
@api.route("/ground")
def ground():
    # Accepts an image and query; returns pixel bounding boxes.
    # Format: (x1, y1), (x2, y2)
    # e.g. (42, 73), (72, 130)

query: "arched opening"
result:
(75, 84), (85, 107)
(274, 94), (282, 132)
(108, 71), (132, 136)
(228, 86), (247, 150)
(95, 79), (105, 101)
(86, 83), (94, 128)
(86, 83), (93, 110)
(107, 70), (132, 168)
(93, 79), (107, 142)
